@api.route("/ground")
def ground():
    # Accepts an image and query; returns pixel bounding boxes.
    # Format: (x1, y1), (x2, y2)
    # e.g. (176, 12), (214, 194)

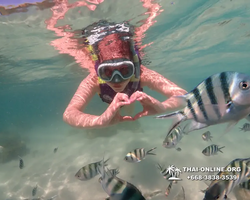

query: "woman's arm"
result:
(63, 73), (132, 128)
(140, 65), (187, 113)
(63, 73), (103, 128)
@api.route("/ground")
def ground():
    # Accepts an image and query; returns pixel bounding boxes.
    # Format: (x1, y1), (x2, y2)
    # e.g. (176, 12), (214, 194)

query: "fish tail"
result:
(97, 154), (106, 179)
(155, 110), (187, 138)
(146, 147), (157, 155)
(156, 163), (163, 171)
(104, 158), (110, 166)
(219, 146), (225, 153)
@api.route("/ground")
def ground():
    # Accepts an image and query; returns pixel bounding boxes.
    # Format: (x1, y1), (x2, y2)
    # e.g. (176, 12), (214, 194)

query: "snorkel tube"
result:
(122, 36), (141, 92)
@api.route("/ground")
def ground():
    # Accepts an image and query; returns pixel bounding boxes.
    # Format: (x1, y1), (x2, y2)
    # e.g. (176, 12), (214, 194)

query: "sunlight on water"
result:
(1, 0), (250, 200)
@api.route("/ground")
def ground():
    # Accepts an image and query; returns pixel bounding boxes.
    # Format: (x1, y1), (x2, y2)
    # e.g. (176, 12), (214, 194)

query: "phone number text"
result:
(186, 174), (238, 181)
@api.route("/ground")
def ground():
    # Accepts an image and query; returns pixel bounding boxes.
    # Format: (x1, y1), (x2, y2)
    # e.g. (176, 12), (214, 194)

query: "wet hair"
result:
(81, 20), (135, 49)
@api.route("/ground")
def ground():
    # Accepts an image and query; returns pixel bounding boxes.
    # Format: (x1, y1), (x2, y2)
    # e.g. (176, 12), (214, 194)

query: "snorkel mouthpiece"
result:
(111, 74), (124, 83)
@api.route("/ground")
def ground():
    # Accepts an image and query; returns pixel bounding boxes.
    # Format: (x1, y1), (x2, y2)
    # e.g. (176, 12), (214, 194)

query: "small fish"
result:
(124, 147), (156, 163)
(32, 184), (38, 196)
(53, 147), (58, 153)
(98, 159), (146, 200)
(202, 157), (250, 200)
(19, 156), (24, 169)
(156, 164), (180, 181)
(202, 144), (225, 156)
(163, 126), (183, 150)
(202, 131), (213, 141)
(75, 158), (109, 181)
(165, 181), (173, 197)
(176, 147), (182, 151)
(156, 72), (250, 135)
(239, 123), (250, 132)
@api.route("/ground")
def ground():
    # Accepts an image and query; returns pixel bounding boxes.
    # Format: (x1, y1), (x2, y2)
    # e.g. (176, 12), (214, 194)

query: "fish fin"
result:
(166, 95), (188, 110)
(156, 163), (164, 171)
(181, 186), (185, 200)
(104, 158), (110, 166)
(155, 110), (187, 136)
(155, 110), (186, 120)
(181, 119), (208, 134)
(98, 153), (107, 180)
(201, 189), (207, 193)
(146, 147), (157, 155)
(219, 146), (225, 153)
(174, 186), (185, 200)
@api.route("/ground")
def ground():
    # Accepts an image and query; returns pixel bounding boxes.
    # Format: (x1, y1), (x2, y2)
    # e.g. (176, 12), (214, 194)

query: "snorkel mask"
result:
(96, 33), (140, 83)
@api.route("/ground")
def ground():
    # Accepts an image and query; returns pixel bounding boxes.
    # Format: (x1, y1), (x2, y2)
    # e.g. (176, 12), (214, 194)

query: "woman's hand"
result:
(98, 93), (134, 126)
(129, 91), (165, 120)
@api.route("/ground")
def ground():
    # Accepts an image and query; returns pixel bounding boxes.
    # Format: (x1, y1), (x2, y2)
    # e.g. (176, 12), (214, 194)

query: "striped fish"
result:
(165, 181), (173, 197)
(239, 123), (250, 132)
(202, 157), (250, 200)
(156, 72), (250, 135)
(156, 164), (180, 181)
(98, 160), (146, 200)
(98, 168), (120, 183)
(239, 179), (250, 190)
(124, 147), (156, 163)
(75, 158), (109, 181)
(202, 144), (225, 156)
(163, 126), (184, 150)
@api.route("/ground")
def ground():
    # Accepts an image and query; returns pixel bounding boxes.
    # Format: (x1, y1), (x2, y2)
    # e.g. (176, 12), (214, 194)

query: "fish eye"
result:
(215, 195), (220, 199)
(239, 81), (249, 90)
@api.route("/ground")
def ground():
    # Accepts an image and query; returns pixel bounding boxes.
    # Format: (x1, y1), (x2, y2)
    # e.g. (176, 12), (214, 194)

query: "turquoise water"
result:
(1, 0), (250, 199)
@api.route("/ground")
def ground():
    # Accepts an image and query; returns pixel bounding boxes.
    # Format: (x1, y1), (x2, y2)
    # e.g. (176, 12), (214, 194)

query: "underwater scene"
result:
(1, 0), (250, 200)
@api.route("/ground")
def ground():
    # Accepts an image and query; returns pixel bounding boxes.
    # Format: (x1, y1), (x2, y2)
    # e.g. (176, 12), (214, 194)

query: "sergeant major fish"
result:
(163, 126), (184, 151)
(98, 159), (146, 200)
(239, 179), (250, 190)
(124, 147), (156, 163)
(202, 131), (213, 141)
(75, 158), (109, 181)
(156, 72), (250, 135)
(202, 157), (250, 200)
(202, 144), (225, 156)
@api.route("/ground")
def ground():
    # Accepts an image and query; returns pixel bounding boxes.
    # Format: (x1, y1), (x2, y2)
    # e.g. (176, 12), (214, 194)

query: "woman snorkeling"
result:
(63, 21), (187, 129)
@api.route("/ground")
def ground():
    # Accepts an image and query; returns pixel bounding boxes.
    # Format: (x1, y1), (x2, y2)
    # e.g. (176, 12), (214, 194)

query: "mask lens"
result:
(98, 63), (134, 81)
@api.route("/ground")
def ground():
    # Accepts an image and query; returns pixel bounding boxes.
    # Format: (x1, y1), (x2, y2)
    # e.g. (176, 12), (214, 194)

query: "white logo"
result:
(166, 165), (182, 181)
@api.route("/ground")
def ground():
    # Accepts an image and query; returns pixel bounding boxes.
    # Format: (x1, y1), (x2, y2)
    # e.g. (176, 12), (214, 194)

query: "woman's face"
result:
(106, 79), (130, 92)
